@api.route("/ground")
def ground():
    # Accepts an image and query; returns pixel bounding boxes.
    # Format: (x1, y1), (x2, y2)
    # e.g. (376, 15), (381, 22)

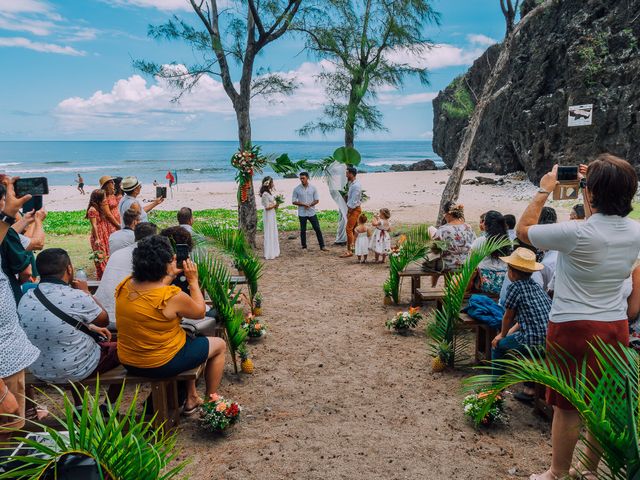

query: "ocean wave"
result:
(0, 162), (21, 167)
(4, 165), (120, 174)
(366, 160), (415, 166)
(178, 167), (227, 173)
(44, 161), (70, 165)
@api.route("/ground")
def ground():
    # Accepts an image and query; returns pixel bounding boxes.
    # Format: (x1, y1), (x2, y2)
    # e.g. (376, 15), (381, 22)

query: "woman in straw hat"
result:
(99, 175), (121, 233)
(517, 155), (640, 480)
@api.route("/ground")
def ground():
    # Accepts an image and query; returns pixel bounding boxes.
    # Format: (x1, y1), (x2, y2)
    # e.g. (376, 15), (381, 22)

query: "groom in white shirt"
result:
(292, 172), (327, 251)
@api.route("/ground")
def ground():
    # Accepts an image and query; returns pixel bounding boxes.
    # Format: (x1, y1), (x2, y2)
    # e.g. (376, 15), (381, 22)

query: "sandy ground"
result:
(172, 232), (552, 479)
(45, 170), (572, 224)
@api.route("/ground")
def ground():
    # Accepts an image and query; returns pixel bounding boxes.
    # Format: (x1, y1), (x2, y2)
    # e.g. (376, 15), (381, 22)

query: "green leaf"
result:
(332, 146), (361, 166)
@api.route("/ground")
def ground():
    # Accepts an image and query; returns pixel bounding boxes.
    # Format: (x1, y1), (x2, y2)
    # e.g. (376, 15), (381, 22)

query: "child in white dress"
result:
(370, 208), (391, 263)
(354, 213), (370, 263)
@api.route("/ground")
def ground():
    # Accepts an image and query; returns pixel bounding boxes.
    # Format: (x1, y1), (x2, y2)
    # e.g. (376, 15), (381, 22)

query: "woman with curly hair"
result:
(86, 189), (111, 279)
(115, 235), (226, 414)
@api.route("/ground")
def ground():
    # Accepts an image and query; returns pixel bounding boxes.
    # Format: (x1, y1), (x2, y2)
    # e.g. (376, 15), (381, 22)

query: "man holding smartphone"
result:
(118, 176), (163, 226)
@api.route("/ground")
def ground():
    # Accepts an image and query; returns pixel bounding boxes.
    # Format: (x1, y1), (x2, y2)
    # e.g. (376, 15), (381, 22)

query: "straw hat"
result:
(500, 247), (544, 273)
(98, 175), (114, 188)
(121, 176), (141, 193)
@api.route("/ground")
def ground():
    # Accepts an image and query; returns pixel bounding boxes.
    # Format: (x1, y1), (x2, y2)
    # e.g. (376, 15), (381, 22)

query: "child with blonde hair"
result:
(354, 213), (371, 263)
(370, 208), (391, 263)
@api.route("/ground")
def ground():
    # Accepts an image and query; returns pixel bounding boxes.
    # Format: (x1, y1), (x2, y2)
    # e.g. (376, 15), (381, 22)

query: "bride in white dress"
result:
(260, 176), (280, 260)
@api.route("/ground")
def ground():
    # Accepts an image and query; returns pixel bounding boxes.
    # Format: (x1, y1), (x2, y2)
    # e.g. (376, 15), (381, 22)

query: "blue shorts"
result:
(123, 336), (209, 378)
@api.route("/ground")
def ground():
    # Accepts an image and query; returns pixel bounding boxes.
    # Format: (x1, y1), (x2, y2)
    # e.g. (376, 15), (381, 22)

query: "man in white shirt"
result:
(117, 176), (163, 225)
(341, 166), (362, 257)
(108, 208), (139, 254)
(292, 172), (326, 251)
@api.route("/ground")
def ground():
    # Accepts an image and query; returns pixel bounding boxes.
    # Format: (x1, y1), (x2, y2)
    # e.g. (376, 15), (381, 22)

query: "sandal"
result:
(339, 253), (353, 258)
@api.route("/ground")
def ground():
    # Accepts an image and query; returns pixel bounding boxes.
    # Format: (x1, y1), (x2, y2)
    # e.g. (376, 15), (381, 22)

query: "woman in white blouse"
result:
(260, 177), (280, 260)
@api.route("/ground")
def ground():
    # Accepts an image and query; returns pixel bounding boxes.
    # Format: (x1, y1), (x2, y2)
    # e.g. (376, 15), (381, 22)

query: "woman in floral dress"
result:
(86, 189), (111, 279)
(100, 176), (121, 231)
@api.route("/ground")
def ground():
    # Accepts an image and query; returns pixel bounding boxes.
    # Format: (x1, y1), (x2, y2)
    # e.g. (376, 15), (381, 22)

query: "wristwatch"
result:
(537, 188), (551, 195)
(0, 211), (16, 225)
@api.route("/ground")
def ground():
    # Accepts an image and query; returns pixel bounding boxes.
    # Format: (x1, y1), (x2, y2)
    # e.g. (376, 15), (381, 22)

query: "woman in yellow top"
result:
(115, 235), (226, 414)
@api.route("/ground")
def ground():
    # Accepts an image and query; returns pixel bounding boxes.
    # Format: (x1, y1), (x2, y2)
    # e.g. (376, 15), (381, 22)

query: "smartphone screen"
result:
(557, 166), (578, 182)
(14, 177), (49, 197)
(22, 196), (43, 212)
(156, 186), (167, 199)
(176, 243), (189, 267)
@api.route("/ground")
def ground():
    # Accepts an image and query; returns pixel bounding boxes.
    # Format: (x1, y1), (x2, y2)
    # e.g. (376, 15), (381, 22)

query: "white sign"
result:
(568, 104), (593, 127)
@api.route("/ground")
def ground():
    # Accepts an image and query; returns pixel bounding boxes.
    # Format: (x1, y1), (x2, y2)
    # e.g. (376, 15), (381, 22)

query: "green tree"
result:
(296, 0), (439, 148)
(135, 0), (303, 246)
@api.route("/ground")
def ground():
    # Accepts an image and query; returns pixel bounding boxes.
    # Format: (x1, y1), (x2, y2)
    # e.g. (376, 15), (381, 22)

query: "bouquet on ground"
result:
(274, 194), (285, 206)
(200, 393), (242, 432)
(231, 145), (268, 202)
(463, 391), (506, 427)
(243, 313), (266, 338)
(385, 307), (423, 331)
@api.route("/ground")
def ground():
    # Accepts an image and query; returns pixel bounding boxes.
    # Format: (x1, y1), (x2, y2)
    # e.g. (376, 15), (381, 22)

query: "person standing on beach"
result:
(118, 176), (163, 226)
(341, 166), (362, 258)
(76, 174), (85, 195)
(292, 172), (326, 251)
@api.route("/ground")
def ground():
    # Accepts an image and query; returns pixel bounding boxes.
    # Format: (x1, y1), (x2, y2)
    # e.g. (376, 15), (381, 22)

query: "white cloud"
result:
(378, 91), (438, 107)
(467, 34), (497, 47)
(0, 0), (52, 14)
(387, 43), (486, 70)
(0, 15), (55, 35)
(420, 131), (434, 140)
(109, 0), (192, 11)
(0, 37), (85, 55)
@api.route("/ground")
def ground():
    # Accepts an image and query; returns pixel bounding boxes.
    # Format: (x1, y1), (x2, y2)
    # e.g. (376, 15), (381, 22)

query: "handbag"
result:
(33, 287), (106, 343)
(181, 308), (221, 338)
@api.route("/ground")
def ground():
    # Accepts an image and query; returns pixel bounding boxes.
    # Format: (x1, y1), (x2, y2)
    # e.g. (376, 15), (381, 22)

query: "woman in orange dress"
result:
(99, 176), (121, 232)
(86, 189), (112, 279)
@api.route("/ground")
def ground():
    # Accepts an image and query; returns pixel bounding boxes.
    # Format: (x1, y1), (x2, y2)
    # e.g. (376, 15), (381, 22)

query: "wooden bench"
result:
(26, 364), (204, 430)
(416, 286), (446, 309)
(458, 312), (498, 363)
(399, 262), (441, 305)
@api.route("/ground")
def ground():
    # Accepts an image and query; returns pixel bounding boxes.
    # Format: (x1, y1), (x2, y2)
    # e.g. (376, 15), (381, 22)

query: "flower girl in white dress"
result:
(260, 177), (280, 260)
(354, 213), (371, 263)
(370, 208), (392, 263)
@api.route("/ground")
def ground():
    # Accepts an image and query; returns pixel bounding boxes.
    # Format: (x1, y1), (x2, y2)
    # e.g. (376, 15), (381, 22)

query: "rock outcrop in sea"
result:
(432, 0), (640, 181)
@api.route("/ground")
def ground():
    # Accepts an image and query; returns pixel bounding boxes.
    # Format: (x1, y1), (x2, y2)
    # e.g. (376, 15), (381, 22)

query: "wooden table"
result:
(398, 262), (440, 305)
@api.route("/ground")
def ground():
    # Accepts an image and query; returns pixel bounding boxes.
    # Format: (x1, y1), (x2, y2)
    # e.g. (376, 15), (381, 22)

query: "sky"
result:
(0, 0), (506, 142)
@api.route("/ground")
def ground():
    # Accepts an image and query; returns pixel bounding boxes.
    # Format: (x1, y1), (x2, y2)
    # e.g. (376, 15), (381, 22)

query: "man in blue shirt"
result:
(292, 172), (326, 251)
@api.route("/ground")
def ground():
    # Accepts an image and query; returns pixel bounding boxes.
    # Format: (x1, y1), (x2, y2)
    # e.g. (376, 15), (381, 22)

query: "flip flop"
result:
(339, 253), (353, 258)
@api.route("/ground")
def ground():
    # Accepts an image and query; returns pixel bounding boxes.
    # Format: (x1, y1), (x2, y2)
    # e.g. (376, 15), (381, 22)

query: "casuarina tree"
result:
(296, 0), (440, 148)
(135, 0), (303, 245)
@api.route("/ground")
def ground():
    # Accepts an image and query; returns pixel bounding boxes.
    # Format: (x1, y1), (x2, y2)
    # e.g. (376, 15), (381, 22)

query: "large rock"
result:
(409, 159), (438, 171)
(432, 0), (640, 182)
(390, 164), (409, 172)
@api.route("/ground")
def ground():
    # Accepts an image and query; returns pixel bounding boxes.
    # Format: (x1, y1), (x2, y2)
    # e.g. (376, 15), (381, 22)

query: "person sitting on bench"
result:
(490, 247), (551, 402)
(17, 248), (119, 387)
(115, 235), (226, 415)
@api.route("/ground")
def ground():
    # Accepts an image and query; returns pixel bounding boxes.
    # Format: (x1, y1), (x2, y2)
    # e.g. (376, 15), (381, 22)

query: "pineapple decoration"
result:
(431, 342), (452, 373)
(238, 344), (254, 374)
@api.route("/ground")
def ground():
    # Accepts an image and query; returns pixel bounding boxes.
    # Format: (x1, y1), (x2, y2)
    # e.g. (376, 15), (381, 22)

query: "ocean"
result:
(0, 140), (442, 186)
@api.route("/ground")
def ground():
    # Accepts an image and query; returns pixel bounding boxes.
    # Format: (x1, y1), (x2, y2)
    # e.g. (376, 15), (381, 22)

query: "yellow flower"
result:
(216, 402), (228, 412)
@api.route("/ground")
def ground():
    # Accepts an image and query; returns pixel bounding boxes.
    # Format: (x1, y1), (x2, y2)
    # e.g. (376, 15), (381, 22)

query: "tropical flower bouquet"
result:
(463, 392), (506, 427)
(274, 194), (285, 205)
(243, 313), (266, 338)
(89, 249), (106, 263)
(200, 394), (242, 433)
(231, 145), (268, 202)
(385, 307), (423, 332)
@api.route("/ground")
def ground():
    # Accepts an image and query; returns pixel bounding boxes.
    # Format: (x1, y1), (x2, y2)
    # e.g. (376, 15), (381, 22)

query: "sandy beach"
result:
(45, 170), (569, 224)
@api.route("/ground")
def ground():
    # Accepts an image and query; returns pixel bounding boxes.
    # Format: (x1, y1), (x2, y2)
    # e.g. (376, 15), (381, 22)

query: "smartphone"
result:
(22, 196), (43, 212)
(156, 186), (167, 199)
(557, 166), (578, 182)
(176, 243), (189, 268)
(14, 177), (49, 197)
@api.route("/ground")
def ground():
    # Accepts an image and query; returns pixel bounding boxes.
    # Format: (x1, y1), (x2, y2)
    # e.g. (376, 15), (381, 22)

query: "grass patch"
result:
(44, 207), (377, 236)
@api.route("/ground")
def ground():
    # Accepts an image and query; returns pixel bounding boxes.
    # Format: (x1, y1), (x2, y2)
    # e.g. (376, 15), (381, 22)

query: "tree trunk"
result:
(344, 84), (360, 148)
(436, 1), (554, 225)
(235, 97), (258, 246)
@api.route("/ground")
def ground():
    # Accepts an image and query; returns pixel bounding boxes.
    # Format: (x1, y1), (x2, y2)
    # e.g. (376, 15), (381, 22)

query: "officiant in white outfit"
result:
(260, 176), (280, 260)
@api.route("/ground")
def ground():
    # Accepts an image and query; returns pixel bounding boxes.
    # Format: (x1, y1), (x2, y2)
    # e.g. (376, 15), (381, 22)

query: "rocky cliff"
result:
(432, 0), (640, 181)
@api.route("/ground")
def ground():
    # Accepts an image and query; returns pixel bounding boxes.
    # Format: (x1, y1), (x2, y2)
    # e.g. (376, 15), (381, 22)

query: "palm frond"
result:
(386, 227), (430, 304)
(426, 236), (513, 367)
(0, 384), (186, 479)
(463, 340), (640, 479)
